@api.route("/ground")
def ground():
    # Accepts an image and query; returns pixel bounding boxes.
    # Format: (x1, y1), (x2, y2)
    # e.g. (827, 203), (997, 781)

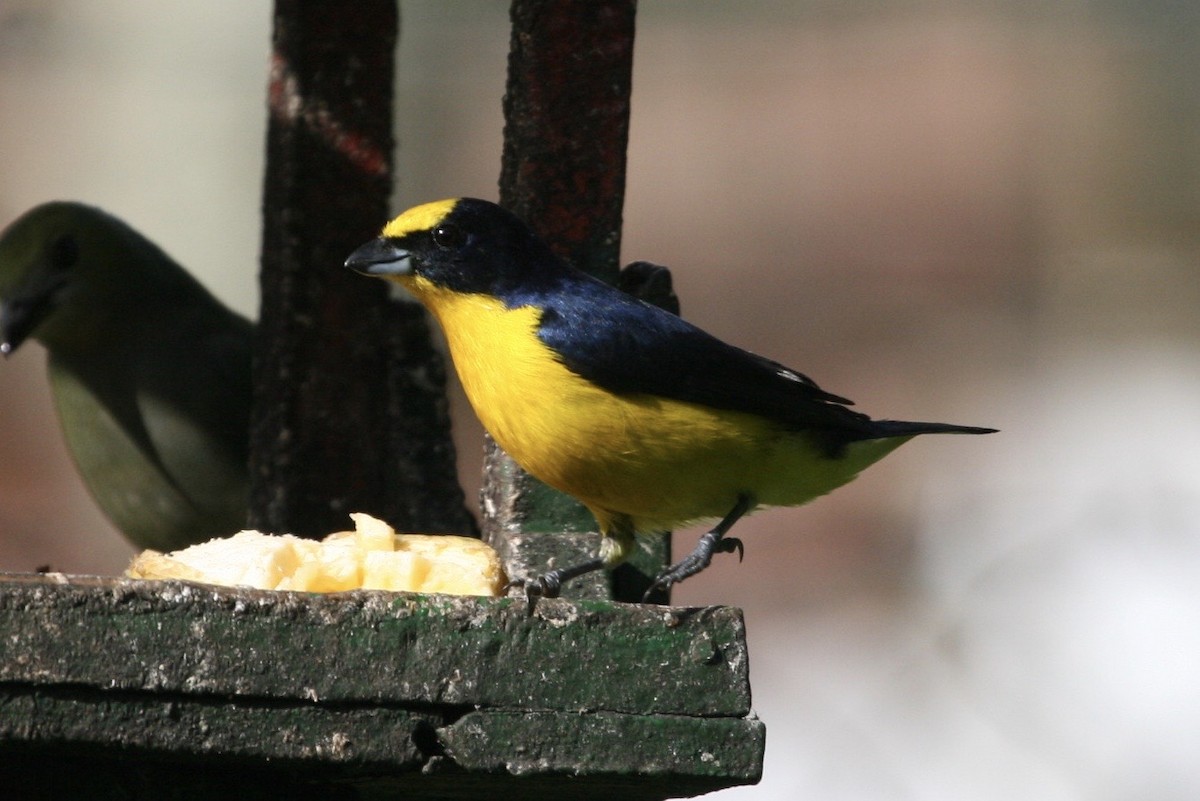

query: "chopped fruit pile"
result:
(127, 513), (504, 596)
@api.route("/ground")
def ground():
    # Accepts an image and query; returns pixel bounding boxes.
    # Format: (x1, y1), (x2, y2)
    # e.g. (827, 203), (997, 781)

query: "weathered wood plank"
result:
(439, 710), (765, 781)
(0, 684), (432, 769)
(0, 574), (750, 716)
(0, 573), (762, 797)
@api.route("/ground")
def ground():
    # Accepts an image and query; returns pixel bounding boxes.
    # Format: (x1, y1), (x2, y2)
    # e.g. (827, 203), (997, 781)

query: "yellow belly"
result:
(408, 280), (908, 535)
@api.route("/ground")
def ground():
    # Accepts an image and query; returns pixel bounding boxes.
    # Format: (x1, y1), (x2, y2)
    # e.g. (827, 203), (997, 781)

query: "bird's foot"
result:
(643, 530), (745, 602)
(507, 557), (607, 612)
(506, 572), (563, 614)
(506, 572), (562, 598)
(717, 536), (745, 561)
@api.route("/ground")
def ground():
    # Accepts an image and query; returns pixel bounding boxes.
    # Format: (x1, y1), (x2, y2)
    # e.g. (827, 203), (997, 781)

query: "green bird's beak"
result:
(345, 238), (413, 277)
(0, 267), (64, 356)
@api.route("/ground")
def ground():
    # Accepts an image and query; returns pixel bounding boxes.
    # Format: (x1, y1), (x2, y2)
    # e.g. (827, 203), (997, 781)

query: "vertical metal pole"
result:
(251, 1), (474, 538)
(489, 0), (666, 601)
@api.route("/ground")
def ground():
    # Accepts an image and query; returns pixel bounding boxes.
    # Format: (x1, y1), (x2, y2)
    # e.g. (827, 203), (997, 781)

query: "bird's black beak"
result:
(345, 238), (413, 278)
(1, 303), (31, 356)
(0, 271), (61, 357)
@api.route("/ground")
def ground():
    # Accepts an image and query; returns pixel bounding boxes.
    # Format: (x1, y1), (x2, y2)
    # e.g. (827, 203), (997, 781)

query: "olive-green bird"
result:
(0, 202), (253, 552)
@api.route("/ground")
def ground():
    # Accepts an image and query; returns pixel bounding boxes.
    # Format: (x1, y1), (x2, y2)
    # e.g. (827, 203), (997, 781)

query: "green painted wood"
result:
(439, 710), (765, 781)
(0, 573), (762, 797)
(0, 575), (763, 796)
(0, 684), (432, 770)
(0, 754), (750, 801)
(0, 574), (750, 716)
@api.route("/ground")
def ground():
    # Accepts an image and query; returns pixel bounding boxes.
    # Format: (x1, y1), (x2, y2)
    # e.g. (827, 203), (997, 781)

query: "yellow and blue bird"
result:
(346, 198), (994, 598)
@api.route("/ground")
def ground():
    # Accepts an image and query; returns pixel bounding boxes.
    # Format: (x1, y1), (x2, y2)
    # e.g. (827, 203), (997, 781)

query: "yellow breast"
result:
(404, 279), (629, 486)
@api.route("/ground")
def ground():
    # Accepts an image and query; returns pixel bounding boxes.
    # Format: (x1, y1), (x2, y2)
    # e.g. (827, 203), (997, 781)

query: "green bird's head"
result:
(344, 198), (565, 303)
(0, 202), (187, 355)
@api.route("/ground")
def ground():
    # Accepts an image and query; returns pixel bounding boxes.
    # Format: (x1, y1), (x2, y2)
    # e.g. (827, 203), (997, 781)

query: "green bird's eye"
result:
(48, 234), (79, 272)
(431, 223), (466, 250)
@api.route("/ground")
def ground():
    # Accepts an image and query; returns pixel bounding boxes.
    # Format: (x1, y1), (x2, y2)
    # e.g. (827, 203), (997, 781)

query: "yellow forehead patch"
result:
(381, 198), (460, 239)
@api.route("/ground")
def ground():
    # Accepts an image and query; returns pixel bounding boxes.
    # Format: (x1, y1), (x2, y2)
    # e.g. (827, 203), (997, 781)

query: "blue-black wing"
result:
(533, 276), (883, 437)
(533, 273), (995, 446)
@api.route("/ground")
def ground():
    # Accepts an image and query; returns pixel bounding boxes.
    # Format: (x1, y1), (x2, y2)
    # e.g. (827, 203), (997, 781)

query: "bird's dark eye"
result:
(431, 223), (466, 250)
(48, 234), (79, 271)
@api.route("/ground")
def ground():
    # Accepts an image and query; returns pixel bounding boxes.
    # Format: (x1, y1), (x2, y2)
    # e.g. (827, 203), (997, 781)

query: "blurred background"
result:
(2, 2), (1198, 799)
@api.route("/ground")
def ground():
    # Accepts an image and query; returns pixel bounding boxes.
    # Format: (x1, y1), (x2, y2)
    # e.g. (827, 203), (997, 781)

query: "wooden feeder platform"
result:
(0, 573), (763, 799)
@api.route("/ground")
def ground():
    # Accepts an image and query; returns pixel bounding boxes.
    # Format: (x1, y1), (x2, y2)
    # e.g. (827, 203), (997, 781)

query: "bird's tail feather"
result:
(867, 420), (998, 439)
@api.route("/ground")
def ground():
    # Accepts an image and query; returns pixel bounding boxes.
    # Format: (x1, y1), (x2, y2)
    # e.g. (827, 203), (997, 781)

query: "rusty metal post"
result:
(251, 1), (475, 538)
(486, 0), (668, 602)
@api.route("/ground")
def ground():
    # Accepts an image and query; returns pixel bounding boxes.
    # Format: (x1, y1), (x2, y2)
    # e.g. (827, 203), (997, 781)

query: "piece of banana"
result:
(126, 513), (505, 597)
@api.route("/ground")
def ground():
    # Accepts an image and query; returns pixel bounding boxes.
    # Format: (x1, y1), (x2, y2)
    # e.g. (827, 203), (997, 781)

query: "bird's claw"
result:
(642, 532), (747, 602)
(506, 572), (564, 613)
(715, 536), (744, 561)
(642, 577), (671, 603)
